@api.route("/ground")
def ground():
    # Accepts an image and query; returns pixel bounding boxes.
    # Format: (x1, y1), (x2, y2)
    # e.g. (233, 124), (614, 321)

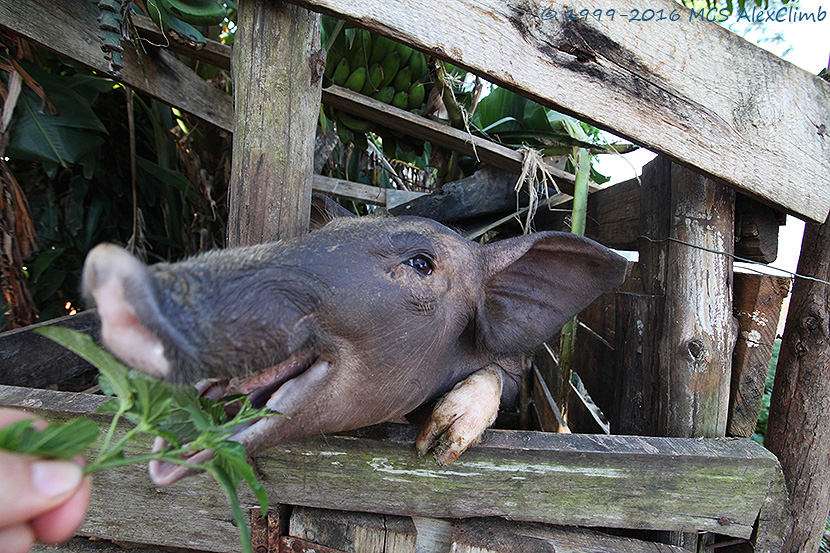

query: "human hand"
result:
(0, 408), (92, 553)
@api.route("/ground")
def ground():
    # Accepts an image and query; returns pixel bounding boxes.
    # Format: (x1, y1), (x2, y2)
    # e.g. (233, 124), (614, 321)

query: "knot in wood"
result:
(687, 339), (706, 360)
(310, 49), (327, 85)
(802, 315), (819, 331)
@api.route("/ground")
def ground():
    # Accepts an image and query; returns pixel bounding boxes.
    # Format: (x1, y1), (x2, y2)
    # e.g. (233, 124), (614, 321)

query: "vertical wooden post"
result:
(612, 292), (662, 436)
(638, 157), (736, 551)
(727, 273), (790, 437)
(639, 157), (736, 439)
(765, 215), (830, 553)
(228, 0), (325, 247)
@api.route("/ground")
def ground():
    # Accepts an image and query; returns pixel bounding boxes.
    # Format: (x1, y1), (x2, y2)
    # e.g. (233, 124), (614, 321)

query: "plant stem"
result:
(557, 147), (591, 425)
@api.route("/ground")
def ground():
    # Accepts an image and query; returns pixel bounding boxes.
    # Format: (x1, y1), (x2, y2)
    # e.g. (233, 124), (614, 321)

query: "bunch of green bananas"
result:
(323, 21), (430, 156)
(145, 0), (227, 48)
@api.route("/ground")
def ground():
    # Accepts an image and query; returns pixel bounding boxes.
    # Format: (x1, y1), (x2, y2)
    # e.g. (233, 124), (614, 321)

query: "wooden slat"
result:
(451, 518), (686, 553)
(321, 86), (577, 193)
(291, 506), (688, 553)
(533, 177), (641, 250)
(284, 0), (830, 222)
(0, 311), (99, 388)
(0, 385), (786, 547)
(0, 0), (234, 131)
(32, 537), (179, 553)
(290, 506), (417, 552)
(312, 174), (388, 205)
(728, 273), (790, 437)
(612, 292), (662, 435)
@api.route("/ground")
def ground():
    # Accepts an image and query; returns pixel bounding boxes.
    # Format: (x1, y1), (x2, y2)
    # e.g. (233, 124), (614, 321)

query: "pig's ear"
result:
(476, 232), (628, 354)
(310, 193), (356, 230)
(82, 244), (173, 379)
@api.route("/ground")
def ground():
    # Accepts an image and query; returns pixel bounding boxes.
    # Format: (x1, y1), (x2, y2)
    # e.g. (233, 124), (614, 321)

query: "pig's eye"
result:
(406, 254), (434, 276)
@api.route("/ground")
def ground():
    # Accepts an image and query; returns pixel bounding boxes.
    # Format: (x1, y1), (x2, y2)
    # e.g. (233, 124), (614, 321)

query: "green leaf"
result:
(214, 441), (268, 513)
(5, 65), (107, 167)
(34, 326), (274, 553)
(0, 418), (99, 460)
(204, 461), (254, 553)
(34, 327), (133, 412)
(474, 86), (527, 131)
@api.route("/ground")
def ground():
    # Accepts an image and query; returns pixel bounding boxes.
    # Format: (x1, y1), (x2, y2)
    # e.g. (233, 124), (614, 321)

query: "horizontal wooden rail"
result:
(0, 385), (787, 552)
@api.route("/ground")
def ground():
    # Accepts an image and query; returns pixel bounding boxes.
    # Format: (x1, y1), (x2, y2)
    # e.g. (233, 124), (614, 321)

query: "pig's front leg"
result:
(416, 365), (503, 466)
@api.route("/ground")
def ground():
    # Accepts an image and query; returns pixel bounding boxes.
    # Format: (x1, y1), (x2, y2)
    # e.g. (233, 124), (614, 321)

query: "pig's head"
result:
(83, 196), (627, 484)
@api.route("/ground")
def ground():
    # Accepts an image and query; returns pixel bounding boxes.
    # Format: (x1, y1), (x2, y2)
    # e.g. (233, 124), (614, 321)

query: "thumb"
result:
(0, 450), (85, 525)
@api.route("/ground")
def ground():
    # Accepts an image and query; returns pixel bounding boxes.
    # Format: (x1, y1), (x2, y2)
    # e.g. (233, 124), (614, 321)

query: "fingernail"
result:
(32, 460), (83, 497)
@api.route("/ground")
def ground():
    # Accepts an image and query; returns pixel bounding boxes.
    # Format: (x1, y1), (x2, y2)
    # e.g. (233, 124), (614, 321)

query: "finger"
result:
(0, 450), (85, 525)
(0, 408), (47, 429)
(0, 524), (36, 553)
(30, 469), (92, 544)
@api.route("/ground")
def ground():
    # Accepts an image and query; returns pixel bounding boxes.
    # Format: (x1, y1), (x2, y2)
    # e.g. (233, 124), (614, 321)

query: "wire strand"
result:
(637, 235), (830, 287)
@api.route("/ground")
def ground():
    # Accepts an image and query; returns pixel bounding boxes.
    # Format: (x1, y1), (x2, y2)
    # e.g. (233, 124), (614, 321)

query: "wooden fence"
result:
(2, 0), (829, 551)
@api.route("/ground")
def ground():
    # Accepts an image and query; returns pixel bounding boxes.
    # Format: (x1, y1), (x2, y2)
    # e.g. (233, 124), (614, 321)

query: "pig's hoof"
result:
(415, 366), (503, 465)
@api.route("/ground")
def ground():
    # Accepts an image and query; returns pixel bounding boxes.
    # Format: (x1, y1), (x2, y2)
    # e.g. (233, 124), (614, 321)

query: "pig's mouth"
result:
(149, 349), (323, 485)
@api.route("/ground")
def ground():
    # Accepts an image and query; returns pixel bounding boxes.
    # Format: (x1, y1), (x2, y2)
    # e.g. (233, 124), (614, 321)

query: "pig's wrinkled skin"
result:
(82, 195), (627, 484)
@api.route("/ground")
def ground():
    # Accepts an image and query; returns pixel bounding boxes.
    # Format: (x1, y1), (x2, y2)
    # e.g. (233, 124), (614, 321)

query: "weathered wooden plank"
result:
(283, 0), (830, 222)
(291, 507), (688, 553)
(228, 1), (322, 245)
(451, 518), (686, 553)
(611, 292), (662, 436)
(532, 177), (642, 250)
(0, 385), (787, 544)
(727, 273), (790, 437)
(290, 506), (417, 552)
(0, 311), (99, 388)
(638, 157), (737, 438)
(259, 425), (782, 539)
(321, 85), (578, 193)
(312, 175), (387, 205)
(279, 536), (348, 553)
(32, 537), (183, 553)
(0, 0), (234, 132)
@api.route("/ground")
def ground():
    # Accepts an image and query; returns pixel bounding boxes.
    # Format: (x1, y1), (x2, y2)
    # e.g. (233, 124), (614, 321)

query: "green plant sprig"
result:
(0, 326), (276, 553)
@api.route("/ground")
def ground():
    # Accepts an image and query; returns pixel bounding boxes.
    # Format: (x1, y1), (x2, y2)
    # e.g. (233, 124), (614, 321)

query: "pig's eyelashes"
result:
(406, 254), (434, 276)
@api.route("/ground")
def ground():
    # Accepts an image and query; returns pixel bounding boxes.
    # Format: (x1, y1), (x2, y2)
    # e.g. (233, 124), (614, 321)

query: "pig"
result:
(82, 194), (627, 485)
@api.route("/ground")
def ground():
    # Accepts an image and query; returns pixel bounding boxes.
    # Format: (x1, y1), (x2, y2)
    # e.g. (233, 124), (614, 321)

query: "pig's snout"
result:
(83, 244), (172, 379)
